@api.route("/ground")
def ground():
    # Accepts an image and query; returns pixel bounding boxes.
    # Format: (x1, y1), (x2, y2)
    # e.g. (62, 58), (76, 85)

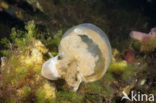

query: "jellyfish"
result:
(41, 23), (112, 91)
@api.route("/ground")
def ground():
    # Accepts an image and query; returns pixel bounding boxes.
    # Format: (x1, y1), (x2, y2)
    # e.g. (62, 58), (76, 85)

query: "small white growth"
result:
(41, 56), (60, 80)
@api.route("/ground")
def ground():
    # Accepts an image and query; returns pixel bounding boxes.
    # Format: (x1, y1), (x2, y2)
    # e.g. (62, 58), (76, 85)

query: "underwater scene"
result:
(0, 0), (155, 103)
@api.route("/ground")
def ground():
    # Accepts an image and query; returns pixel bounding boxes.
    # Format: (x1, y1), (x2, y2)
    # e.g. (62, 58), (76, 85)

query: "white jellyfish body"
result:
(42, 23), (112, 91)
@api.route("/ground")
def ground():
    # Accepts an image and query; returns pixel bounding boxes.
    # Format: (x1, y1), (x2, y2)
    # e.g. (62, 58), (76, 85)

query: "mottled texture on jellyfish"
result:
(55, 35), (99, 90)
(57, 35), (99, 76)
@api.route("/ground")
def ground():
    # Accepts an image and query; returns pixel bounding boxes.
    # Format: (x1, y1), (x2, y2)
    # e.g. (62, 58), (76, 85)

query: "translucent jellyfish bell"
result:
(42, 23), (112, 91)
(59, 23), (112, 82)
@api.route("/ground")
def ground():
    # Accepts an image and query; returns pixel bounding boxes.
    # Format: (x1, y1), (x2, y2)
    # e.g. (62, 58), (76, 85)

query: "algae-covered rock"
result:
(35, 82), (56, 103)
(109, 60), (127, 73)
(19, 40), (48, 66)
(0, 21), (55, 103)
